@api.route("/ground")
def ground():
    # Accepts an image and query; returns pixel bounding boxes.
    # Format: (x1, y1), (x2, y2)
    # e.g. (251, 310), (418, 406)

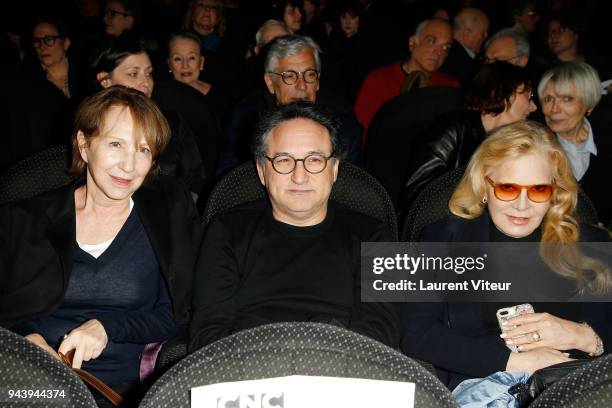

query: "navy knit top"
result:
(14, 208), (177, 384)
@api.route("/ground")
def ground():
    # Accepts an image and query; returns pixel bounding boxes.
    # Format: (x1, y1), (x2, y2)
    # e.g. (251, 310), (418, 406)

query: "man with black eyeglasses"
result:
(189, 103), (399, 352)
(218, 34), (362, 175)
(484, 28), (530, 68)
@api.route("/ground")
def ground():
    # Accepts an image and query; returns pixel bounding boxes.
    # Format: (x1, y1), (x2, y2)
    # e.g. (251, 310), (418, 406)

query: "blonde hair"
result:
(449, 121), (610, 293)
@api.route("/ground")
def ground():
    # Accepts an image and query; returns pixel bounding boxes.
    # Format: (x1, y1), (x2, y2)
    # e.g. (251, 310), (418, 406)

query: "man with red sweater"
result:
(354, 18), (460, 137)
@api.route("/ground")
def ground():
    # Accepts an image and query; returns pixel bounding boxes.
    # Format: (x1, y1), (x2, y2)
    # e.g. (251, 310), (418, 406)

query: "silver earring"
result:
(481, 196), (488, 206)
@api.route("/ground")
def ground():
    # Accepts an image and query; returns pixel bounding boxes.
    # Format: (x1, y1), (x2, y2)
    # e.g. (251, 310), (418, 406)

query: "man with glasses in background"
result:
(189, 103), (399, 351)
(217, 34), (362, 175)
(103, 0), (137, 37)
(484, 28), (530, 68)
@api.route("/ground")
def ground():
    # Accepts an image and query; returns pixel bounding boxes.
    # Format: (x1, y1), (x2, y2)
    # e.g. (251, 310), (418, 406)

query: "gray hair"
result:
(537, 62), (602, 111)
(264, 35), (322, 75)
(168, 29), (202, 53)
(484, 27), (530, 58)
(413, 18), (449, 41)
(452, 8), (486, 34)
(255, 19), (289, 47)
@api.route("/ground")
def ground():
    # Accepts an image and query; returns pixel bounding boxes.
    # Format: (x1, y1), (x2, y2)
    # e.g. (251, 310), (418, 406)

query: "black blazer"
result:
(401, 213), (612, 390)
(582, 118), (612, 226)
(0, 176), (201, 332)
(439, 40), (482, 85)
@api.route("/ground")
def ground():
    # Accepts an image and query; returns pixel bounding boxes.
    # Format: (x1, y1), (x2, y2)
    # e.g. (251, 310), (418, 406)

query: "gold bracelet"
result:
(582, 322), (604, 357)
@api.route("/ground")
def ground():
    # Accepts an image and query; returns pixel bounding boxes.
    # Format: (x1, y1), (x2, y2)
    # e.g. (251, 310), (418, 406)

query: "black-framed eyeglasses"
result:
(482, 54), (525, 64)
(265, 153), (334, 174)
(267, 69), (320, 85)
(104, 9), (131, 18)
(32, 35), (63, 48)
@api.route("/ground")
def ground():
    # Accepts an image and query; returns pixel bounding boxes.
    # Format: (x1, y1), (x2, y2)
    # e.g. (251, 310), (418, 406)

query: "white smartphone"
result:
(496, 304), (535, 352)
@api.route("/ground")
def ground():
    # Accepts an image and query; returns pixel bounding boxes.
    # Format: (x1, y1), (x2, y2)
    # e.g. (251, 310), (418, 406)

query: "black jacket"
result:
(158, 108), (208, 195)
(401, 212), (612, 389)
(0, 176), (201, 332)
(439, 40), (482, 85)
(582, 116), (612, 226)
(400, 110), (485, 215)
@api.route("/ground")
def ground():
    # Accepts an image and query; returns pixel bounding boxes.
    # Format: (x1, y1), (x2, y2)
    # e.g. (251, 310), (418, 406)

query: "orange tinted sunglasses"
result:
(485, 176), (554, 203)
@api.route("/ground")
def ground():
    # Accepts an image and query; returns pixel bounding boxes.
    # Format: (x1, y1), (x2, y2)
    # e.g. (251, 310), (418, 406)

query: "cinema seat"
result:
(203, 160), (398, 239)
(530, 354), (612, 408)
(140, 322), (458, 408)
(0, 145), (74, 204)
(0, 326), (97, 407)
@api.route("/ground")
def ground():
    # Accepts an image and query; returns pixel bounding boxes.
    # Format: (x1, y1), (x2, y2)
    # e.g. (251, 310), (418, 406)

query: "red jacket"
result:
(354, 62), (460, 138)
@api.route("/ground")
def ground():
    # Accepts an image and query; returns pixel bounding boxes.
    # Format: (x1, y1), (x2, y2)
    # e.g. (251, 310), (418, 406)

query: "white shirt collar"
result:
(459, 41), (477, 59)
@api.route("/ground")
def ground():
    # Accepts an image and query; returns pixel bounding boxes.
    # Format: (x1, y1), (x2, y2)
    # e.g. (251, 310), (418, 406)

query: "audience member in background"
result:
(218, 35), (362, 175)
(354, 18), (459, 137)
(301, 0), (328, 48)
(7, 16), (84, 161)
(30, 17), (81, 100)
(512, 0), (540, 35)
(302, 0), (318, 26)
(273, 0), (303, 34)
(440, 7), (489, 85)
(484, 28), (530, 68)
(103, 0), (139, 37)
(399, 62), (536, 216)
(537, 10), (611, 79)
(158, 30), (222, 189)
(0, 86), (201, 406)
(538, 61), (610, 225)
(190, 103), (399, 352)
(402, 121), (611, 390)
(182, 0), (226, 53)
(238, 19), (290, 101)
(1, 18), (27, 74)
(328, 0), (367, 104)
(167, 30), (212, 97)
(181, 0), (242, 120)
(91, 34), (207, 200)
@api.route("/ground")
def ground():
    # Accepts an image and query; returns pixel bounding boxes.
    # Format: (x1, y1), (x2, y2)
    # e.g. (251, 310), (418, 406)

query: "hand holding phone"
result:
(497, 304), (535, 352)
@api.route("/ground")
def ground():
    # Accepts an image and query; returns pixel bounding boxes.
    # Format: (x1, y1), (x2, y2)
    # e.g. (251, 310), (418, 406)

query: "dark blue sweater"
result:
(14, 208), (177, 384)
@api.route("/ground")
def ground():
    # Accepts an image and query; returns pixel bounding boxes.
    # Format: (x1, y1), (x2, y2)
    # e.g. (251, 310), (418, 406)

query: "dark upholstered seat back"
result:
(140, 322), (458, 408)
(203, 161), (398, 239)
(0, 145), (75, 204)
(530, 354), (612, 408)
(0, 327), (97, 407)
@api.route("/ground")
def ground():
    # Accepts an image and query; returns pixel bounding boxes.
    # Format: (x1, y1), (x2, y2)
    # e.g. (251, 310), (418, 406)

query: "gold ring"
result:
(532, 331), (541, 342)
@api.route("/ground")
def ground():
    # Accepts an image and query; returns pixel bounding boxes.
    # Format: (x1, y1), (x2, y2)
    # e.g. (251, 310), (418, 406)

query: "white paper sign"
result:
(191, 375), (415, 408)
